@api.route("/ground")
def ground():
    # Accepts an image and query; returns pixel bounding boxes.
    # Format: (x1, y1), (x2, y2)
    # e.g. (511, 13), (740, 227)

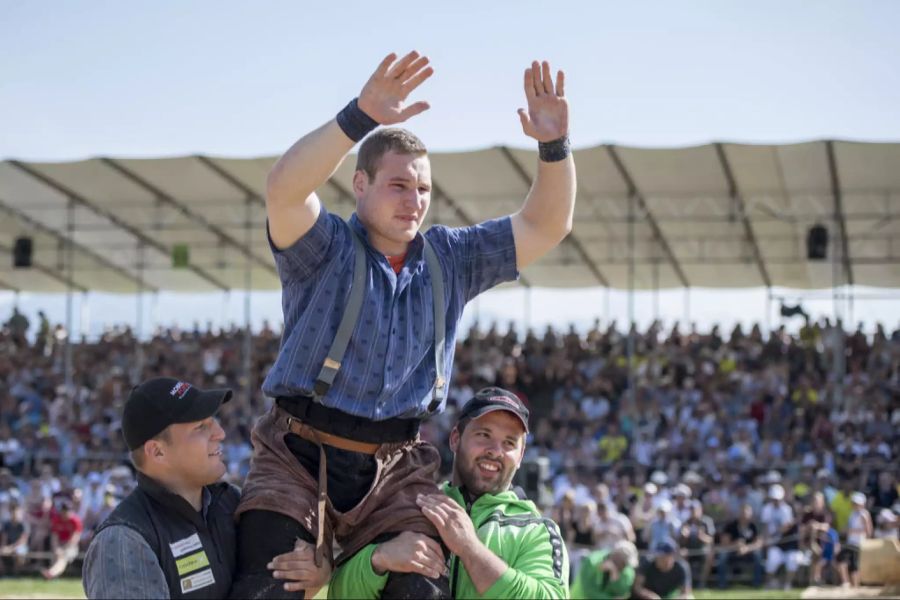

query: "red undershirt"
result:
(387, 253), (406, 274)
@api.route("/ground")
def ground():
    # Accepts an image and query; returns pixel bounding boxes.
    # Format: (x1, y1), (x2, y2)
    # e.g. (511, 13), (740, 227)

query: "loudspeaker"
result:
(13, 237), (32, 268)
(807, 224), (828, 260)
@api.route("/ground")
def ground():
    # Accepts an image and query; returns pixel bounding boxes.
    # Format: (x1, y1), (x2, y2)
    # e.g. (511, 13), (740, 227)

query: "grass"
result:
(0, 577), (86, 599)
(0, 577), (806, 599)
(0, 577), (329, 599)
(695, 588), (804, 599)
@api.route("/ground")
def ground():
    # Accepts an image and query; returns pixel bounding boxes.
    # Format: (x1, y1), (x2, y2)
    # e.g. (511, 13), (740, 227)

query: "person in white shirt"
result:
(837, 492), (873, 588)
(672, 484), (693, 525)
(594, 500), (636, 550)
(630, 483), (658, 548)
(761, 484), (802, 589)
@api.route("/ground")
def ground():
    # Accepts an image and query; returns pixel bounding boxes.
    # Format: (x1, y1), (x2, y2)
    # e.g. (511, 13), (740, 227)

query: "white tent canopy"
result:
(0, 140), (897, 293)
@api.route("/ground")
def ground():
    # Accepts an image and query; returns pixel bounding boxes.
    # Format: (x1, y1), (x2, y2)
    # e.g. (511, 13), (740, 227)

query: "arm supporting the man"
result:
(471, 524), (569, 599)
(82, 526), (169, 599)
(510, 155), (576, 270)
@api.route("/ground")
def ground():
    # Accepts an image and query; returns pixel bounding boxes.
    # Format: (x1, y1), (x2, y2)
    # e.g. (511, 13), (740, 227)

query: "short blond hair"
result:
(356, 128), (427, 181)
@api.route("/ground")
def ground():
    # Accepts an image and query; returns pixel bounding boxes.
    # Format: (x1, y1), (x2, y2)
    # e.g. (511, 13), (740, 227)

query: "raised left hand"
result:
(417, 493), (479, 557)
(268, 539), (331, 593)
(518, 60), (569, 143)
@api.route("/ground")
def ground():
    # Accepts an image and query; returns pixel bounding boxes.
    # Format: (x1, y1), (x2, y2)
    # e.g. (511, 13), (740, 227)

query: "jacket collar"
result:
(136, 472), (213, 528)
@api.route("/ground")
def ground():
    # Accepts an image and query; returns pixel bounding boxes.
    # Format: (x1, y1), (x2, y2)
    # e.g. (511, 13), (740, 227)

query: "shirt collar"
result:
(348, 212), (425, 259)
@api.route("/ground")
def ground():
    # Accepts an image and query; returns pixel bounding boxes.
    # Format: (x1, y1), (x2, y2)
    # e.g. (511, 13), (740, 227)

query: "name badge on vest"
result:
(170, 533), (215, 594)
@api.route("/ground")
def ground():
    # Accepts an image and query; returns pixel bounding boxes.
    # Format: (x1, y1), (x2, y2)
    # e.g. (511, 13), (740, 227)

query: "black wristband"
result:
(538, 135), (571, 162)
(336, 97), (379, 142)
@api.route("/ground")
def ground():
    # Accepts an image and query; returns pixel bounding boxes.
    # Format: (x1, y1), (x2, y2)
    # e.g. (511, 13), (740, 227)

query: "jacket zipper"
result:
(450, 496), (475, 597)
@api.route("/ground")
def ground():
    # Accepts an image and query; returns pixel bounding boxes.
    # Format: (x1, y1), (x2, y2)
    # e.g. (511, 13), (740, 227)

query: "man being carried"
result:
(233, 51), (576, 599)
(329, 387), (569, 599)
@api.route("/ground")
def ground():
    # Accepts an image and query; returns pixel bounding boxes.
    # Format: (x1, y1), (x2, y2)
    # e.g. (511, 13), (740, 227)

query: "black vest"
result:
(96, 473), (239, 599)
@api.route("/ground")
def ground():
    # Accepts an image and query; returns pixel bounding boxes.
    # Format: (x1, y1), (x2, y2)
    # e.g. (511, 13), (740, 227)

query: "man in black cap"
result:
(82, 377), (327, 599)
(330, 387), (569, 599)
(633, 538), (692, 599)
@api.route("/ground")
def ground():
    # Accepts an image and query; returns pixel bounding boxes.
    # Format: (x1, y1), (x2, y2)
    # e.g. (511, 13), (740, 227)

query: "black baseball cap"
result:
(457, 387), (529, 433)
(122, 377), (232, 451)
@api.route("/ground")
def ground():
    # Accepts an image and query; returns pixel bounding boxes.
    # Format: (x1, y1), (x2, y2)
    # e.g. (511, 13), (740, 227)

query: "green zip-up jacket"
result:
(328, 483), (569, 599)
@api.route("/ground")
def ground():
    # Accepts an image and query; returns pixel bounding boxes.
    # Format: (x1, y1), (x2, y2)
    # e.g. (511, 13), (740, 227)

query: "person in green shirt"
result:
(571, 540), (639, 599)
(329, 387), (569, 599)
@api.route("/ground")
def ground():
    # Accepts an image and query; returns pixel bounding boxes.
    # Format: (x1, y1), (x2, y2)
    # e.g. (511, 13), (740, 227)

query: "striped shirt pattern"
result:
(262, 208), (518, 420)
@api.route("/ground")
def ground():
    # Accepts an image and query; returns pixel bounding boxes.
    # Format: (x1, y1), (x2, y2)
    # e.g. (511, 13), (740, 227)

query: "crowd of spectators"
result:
(0, 307), (898, 590)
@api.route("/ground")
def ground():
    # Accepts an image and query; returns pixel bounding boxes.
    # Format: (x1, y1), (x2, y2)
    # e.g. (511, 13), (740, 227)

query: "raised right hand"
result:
(358, 51), (433, 125)
(371, 531), (447, 580)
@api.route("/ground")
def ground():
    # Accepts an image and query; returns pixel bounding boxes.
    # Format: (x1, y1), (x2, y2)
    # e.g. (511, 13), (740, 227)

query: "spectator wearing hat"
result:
(644, 500), (679, 552)
(633, 538), (691, 600)
(82, 378), (323, 599)
(672, 484), (693, 525)
(761, 484), (803, 589)
(837, 492), (873, 588)
(571, 540), (639, 599)
(630, 483), (658, 550)
(873, 509), (898, 541)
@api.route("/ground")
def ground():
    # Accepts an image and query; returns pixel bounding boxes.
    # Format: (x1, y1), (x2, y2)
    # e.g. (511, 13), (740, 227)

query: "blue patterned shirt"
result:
(262, 208), (518, 420)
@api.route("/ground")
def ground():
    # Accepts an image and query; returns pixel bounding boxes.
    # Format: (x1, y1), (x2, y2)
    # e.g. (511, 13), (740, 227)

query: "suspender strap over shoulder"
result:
(313, 225), (447, 414)
(422, 238), (446, 412)
(313, 230), (367, 397)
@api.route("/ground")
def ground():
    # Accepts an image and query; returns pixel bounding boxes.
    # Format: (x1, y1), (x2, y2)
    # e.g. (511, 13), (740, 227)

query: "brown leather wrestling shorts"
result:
(235, 404), (441, 564)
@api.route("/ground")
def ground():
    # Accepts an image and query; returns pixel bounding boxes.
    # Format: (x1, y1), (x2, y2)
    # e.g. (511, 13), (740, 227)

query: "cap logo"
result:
(488, 395), (518, 409)
(170, 382), (192, 399)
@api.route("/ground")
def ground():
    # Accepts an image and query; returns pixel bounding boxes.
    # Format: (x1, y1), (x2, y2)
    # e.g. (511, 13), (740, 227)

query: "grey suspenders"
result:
(313, 226), (446, 414)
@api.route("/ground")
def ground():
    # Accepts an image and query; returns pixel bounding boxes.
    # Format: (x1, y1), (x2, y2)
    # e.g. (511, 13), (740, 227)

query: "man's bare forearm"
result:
(512, 156), (576, 268)
(266, 119), (356, 208)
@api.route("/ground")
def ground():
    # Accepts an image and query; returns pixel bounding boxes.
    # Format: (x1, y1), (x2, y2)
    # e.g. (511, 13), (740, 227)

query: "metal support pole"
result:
(64, 199), (74, 392)
(627, 192), (636, 409)
(604, 286), (611, 325)
(765, 288), (773, 334)
(134, 243), (145, 384)
(79, 292), (90, 341)
(242, 198), (253, 405)
(831, 217), (845, 405)
(524, 288), (532, 332)
(684, 287), (691, 326)
(652, 258), (660, 323)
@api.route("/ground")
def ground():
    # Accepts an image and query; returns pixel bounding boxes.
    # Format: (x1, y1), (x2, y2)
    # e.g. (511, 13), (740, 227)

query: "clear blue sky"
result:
(1, 0), (898, 336)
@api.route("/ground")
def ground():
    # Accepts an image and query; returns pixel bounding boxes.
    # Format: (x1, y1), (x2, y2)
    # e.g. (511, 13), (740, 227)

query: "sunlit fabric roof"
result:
(1, 140), (897, 292)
